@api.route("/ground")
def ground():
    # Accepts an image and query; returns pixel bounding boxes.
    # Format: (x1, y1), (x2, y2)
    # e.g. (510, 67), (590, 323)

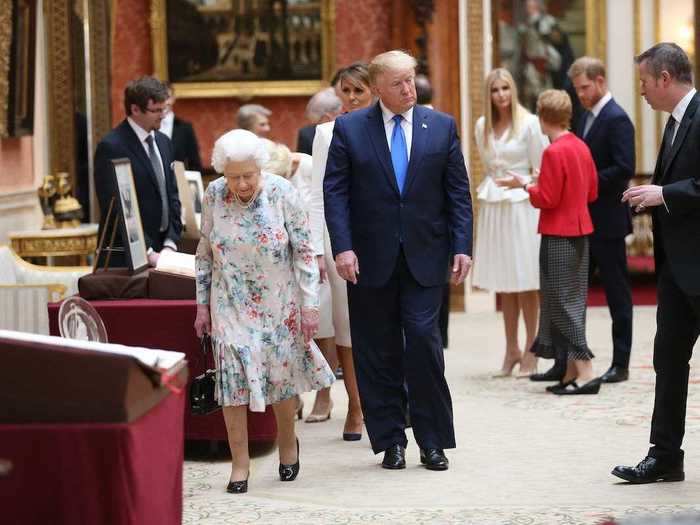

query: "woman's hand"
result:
(300, 307), (319, 343)
(194, 304), (211, 338)
(495, 171), (529, 189)
(316, 255), (327, 283)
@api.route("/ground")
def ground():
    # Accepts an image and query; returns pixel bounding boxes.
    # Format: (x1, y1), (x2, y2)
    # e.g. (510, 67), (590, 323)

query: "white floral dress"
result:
(196, 173), (334, 412)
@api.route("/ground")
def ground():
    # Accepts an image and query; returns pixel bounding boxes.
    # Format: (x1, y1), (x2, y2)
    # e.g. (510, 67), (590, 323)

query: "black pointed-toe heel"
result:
(226, 475), (249, 494)
(279, 438), (300, 481)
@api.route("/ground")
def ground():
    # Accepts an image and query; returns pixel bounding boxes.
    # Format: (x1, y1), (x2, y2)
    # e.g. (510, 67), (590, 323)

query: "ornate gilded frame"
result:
(150, 0), (336, 98)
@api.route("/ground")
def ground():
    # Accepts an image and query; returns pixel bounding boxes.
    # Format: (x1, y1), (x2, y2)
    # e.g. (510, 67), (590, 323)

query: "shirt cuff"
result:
(660, 188), (670, 214)
(163, 239), (178, 251)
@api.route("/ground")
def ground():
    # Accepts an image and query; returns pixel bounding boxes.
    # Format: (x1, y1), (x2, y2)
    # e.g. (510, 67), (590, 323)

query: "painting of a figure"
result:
(164, 0), (326, 83)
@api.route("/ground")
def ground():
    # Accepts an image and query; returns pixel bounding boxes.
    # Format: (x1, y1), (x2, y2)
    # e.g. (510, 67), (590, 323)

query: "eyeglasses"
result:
(144, 106), (167, 114)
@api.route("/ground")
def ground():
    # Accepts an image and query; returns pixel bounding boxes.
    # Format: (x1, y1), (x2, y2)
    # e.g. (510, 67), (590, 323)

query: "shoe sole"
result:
(611, 470), (685, 484)
(343, 433), (362, 441)
(381, 463), (406, 469)
(420, 459), (449, 471)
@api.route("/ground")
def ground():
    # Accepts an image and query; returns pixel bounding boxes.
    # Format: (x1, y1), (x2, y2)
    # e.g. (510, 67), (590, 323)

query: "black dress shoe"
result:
(546, 379), (577, 393)
(552, 378), (601, 395)
(226, 475), (249, 494)
(530, 364), (565, 382)
(381, 444), (406, 469)
(612, 456), (684, 484)
(600, 365), (629, 383)
(279, 438), (300, 481)
(420, 448), (449, 471)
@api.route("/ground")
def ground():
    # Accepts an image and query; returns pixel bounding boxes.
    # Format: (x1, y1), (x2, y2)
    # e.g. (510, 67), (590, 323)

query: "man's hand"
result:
(193, 304), (211, 338)
(335, 250), (359, 284)
(622, 184), (664, 212)
(147, 251), (160, 267)
(301, 307), (319, 342)
(451, 254), (472, 285)
(316, 255), (327, 283)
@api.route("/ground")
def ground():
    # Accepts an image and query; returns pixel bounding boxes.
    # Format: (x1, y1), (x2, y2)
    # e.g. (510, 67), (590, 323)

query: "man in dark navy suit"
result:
(570, 57), (635, 384)
(95, 77), (182, 267)
(160, 84), (202, 171)
(324, 50), (473, 471)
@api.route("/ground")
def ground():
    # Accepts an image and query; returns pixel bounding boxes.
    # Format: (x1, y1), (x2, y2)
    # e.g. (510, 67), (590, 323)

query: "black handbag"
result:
(189, 334), (220, 416)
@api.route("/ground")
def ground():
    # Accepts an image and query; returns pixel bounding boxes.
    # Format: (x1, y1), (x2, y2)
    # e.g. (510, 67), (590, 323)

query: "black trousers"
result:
(589, 237), (633, 368)
(347, 251), (455, 454)
(649, 264), (700, 462)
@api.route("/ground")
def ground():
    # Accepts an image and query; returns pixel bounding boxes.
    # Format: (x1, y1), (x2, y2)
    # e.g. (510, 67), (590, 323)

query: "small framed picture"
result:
(185, 170), (204, 230)
(112, 159), (149, 273)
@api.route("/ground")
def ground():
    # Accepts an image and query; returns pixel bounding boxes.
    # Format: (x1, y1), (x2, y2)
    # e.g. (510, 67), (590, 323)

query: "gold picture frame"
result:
(150, 0), (336, 99)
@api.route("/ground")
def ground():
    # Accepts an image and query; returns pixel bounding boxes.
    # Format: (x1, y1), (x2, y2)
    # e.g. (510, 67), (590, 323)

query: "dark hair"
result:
(337, 62), (370, 88)
(415, 74), (433, 105)
(123, 76), (169, 115)
(330, 67), (345, 87)
(635, 42), (693, 84)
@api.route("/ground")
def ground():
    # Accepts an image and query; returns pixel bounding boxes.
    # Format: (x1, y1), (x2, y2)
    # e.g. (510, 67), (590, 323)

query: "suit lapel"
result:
(583, 100), (611, 144)
(660, 93), (700, 182)
(365, 103), (400, 195)
(402, 105), (428, 196)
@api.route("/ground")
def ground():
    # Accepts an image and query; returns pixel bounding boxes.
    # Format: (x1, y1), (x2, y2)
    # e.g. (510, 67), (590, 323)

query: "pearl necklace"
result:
(232, 187), (261, 209)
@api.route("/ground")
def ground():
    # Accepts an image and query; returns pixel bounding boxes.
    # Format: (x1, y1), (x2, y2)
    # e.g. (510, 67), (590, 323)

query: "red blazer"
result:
(527, 133), (598, 237)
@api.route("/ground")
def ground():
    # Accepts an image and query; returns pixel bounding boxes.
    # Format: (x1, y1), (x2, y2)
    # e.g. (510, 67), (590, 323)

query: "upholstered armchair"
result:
(0, 245), (91, 334)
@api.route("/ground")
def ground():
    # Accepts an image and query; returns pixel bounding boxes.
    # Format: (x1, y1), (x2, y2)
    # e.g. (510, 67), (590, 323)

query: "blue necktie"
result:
(391, 114), (408, 193)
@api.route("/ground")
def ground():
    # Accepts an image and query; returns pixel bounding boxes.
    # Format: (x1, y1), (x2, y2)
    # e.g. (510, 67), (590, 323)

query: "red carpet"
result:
(587, 255), (657, 307)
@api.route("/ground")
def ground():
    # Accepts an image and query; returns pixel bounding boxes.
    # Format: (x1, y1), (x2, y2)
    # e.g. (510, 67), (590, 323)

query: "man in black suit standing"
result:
(614, 42), (699, 484)
(95, 76), (182, 267)
(569, 56), (635, 384)
(160, 84), (202, 171)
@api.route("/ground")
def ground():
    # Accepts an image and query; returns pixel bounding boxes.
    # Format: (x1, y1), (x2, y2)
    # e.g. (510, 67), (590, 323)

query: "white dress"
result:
(471, 113), (548, 292)
(308, 120), (351, 347)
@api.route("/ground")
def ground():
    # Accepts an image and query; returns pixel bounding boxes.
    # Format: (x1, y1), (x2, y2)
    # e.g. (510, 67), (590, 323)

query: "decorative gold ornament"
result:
(38, 174), (57, 230)
(52, 172), (83, 227)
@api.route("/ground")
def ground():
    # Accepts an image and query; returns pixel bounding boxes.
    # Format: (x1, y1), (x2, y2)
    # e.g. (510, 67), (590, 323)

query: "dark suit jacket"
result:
(172, 117), (202, 171)
(576, 98), (635, 239)
(323, 102), (473, 288)
(653, 92), (700, 295)
(296, 124), (316, 155)
(94, 119), (182, 253)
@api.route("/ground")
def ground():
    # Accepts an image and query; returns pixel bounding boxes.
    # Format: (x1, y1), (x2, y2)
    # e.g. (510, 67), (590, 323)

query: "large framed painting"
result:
(494, 0), (606, 125)
(151, 0), (336, 98)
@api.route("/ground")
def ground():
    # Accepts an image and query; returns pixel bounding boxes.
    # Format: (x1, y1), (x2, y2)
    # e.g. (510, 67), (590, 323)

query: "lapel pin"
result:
(422, 123), (428, 129)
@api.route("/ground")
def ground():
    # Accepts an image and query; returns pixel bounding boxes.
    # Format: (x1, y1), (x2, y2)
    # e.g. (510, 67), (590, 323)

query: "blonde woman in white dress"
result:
(472, 68), (549, 377)
(307, 63), (373, 439)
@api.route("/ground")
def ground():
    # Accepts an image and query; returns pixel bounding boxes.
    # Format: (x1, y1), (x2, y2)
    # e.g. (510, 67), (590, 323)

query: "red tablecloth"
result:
(0, 392), (184, 525)
(48, 299), (277, 442)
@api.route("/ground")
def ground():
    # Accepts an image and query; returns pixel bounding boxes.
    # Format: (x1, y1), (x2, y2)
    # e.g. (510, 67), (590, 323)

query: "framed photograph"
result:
(494, 0), (606, 117)
(172, 161), (199, 239)
(185, 170), (204, 229)
(112, 159), (149, 273)
(150, 0), (336, 98)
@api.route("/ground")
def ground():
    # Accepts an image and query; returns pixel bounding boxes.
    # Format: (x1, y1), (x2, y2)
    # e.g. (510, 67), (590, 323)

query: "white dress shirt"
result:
(380, 100), (413, 160)
(159, 111), (175, 139)
(126, 117), (177, 251)
(670, 88), (696, 143)
(590, 91), (612, 118)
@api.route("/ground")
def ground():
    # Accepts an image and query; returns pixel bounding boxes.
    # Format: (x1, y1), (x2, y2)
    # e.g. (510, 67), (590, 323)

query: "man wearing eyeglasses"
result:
(95, 76), (182, 268)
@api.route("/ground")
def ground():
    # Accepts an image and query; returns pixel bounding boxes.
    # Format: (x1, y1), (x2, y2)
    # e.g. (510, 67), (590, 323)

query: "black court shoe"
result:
(279, 439), (300, 481)
(226, 473), (249, 494)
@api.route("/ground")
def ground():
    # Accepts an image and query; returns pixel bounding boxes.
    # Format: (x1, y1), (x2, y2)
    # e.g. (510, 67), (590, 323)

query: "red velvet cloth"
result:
(0, 393), (184, 525)
(48, 299), (277, 442)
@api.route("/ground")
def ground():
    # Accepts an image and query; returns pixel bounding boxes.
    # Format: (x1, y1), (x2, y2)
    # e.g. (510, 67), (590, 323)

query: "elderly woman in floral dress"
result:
(194, 129), (334, 494)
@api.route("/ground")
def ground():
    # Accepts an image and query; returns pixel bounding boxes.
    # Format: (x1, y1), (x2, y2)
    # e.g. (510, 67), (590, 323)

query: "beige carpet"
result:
(183, 304), (700, 524)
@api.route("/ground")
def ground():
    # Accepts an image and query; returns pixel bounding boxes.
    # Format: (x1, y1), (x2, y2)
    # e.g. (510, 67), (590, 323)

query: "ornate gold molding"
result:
(86, 0), (111, 144)
(0, 0), (12, 138)
(150, 0), (336, 98)
(45, 0), (76, 185)
(585, 0), (607, 59)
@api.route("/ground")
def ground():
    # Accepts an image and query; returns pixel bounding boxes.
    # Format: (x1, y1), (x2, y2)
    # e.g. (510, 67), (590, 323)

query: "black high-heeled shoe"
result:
(226, 473), (249, 494)
(279, 438), (300, 482)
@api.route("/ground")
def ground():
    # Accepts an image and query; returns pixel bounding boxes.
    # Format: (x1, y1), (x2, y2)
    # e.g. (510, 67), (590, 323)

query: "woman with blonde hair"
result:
(472, 67), (549, 377)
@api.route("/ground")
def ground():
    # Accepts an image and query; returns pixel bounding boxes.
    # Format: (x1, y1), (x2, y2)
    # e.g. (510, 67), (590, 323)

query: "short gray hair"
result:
(236, 104), (272, 130)
(211, 129), (269, 173)
(369, 50), (417, 85)
(305, 87), (342, 122)
(635, 42), (693, 84)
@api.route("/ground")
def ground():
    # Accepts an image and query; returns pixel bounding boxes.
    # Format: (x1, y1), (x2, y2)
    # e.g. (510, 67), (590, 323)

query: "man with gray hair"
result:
(569, 56), (635, 386)
(324, 50), (472, 472)
(615, 42), (699, 484)
(236, 103), (272, 138)
(297, 87), (343, 154)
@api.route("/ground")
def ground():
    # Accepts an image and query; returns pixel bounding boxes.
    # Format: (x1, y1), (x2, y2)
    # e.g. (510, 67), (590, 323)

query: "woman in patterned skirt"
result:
(194, 129), (335, 493)
(498, 89), (601, 395)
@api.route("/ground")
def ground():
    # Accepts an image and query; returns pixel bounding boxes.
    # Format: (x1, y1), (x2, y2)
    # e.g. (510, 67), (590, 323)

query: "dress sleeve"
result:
(474, 117), (487, 164)
(526, 115), (548, 170)
(309, 125), (330, 256)
(195, 183), (216, 305)
(283, 183), (320, 309)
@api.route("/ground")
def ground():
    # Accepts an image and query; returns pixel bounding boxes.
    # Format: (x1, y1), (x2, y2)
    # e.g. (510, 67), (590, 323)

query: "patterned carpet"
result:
(183, 305), (700, 525)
